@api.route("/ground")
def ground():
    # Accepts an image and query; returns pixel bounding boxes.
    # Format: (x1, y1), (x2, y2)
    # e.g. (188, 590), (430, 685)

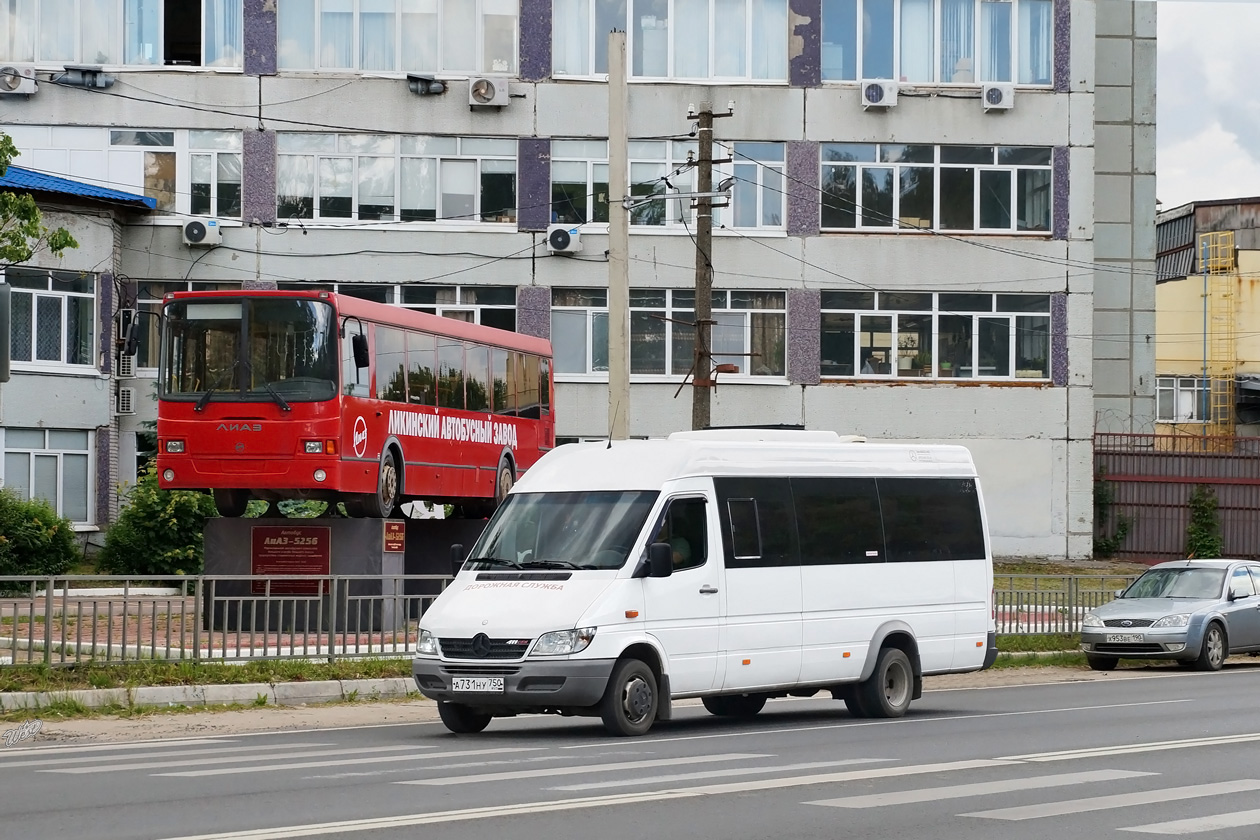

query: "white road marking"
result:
(302, 755), (572, 780)
(155, 759), (1013, 839)
(963, 780), (1260, 821)
(551, 758), (891, 791)
(1001, 732), (1260, 762)
(4, 742), (334, 769)
(806, 769), (1155, 808)
(0, 738), (230, 757)
(1120, 809), (1260, 835)
(41, 744), (424, 774)
(156, 747), (544, 778)
(397, 753), (769, 785)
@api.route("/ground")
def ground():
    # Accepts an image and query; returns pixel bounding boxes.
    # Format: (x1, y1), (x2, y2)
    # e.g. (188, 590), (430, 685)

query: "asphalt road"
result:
(6, 665), (1260, 840)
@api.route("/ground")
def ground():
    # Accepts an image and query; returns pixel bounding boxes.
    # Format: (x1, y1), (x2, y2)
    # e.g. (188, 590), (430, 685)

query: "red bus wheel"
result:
(213, 489), (250, 517)
(360, 450), (400, 518)
(494, 461), (515, 506)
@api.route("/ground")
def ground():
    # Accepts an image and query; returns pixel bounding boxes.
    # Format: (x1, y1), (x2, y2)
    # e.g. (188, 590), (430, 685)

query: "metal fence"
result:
(0, 572), (1139, 667)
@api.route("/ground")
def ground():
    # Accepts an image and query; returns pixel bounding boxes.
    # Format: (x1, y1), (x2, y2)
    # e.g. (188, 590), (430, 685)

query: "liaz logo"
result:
(217, 423), (262, 432)
(353, 416), (368, 457)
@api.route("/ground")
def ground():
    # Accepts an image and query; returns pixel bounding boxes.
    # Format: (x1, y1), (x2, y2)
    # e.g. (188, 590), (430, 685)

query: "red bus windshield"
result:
(162, 297), (339, 406)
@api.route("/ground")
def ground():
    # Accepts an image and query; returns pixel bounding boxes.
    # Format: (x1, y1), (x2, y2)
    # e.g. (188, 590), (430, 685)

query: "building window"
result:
(3, 428), (92, 523)
(1156, 377), (1209, 423)
(0, 0), (242, 68)
(133, 281), (240, 370)
(277, 0), (517, 74)
(551, 140), (610, 225)
(821, 0), (1052, 85)
(4, 269), (96, 370)
(820, 291), (1050, 380)
(552, 288), (785, 379)
(189, 130), (242, 218)
(276, 134), (517, 224)
(820, 144), (1051, 233)
(554, 0), (788, 81)
(274, 283), (517, 331)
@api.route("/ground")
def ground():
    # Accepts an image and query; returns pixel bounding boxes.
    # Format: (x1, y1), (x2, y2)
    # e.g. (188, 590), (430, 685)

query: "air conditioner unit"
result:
(117, 352), (136, 379)
(982, 83), (1015, 112)
(0, 65), (37, 96)
(860, 80), (898, 109)
(116, 386), (136, 416)
(468, 77), (509, 108)
(546, 224), (582, 254)
(183, 218), (222, 246)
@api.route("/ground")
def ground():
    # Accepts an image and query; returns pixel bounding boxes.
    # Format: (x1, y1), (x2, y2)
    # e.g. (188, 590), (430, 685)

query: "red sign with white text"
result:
(251, 525), (331, 594)
(384, 521), (406, 553)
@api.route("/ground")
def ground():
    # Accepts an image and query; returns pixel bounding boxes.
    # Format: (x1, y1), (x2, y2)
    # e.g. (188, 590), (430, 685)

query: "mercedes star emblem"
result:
(471, 633), (492, 658)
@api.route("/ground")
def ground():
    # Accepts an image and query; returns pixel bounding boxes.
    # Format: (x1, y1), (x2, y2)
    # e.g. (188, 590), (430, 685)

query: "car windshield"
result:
(1123, 568), (1226, 599)
(465, 491), (660, 571)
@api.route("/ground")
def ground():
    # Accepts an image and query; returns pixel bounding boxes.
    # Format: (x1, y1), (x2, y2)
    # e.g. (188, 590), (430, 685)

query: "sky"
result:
(1156, 0), (1260, 209)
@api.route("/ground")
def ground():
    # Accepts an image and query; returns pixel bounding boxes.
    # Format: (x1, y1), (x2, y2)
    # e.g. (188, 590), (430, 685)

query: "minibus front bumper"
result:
(412, 657), (616, 710)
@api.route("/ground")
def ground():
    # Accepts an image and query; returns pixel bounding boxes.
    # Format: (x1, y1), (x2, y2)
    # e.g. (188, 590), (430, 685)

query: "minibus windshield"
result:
(466, 491), (660, 571)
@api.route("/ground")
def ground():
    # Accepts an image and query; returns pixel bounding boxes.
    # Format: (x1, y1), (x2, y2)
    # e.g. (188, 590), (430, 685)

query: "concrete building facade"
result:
(0, 0), (1156, 558)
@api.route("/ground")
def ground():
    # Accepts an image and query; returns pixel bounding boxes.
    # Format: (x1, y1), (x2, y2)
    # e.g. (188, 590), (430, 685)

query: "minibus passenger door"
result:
(642, 495), (721, 695)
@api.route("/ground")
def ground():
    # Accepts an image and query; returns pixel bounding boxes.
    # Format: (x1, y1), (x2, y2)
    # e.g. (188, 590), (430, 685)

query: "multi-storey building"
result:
(0, 0), (1155, 558)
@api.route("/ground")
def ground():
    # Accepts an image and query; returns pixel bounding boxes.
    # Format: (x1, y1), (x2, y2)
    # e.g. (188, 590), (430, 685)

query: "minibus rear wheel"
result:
(600, 658), (658, 736)
(857, 647), (913, 718)
(437, 701), (492, 734)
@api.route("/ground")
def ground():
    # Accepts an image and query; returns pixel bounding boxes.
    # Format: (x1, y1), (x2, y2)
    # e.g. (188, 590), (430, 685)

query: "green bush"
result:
(0, 489), (79, 577)
(98, 464), (218, 576)
(1185, 484), (1224, 559)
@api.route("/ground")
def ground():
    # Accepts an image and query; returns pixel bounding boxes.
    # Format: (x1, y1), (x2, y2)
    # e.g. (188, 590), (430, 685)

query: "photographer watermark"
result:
(3, 719), (43, 746)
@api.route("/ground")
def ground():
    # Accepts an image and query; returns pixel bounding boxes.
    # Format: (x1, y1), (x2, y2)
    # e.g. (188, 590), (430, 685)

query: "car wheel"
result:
(600, 658), (658, 737)
(1086, 655), (1119, 671)
(213, 489), (250, 517)
(359, 449), (400, 518)
(857, 647), (914, 718)
(1194, 622), (1227, 671)
(494, 460), (515, 506)
(437, 701), (491, 734)
(702, 694), (765, 718)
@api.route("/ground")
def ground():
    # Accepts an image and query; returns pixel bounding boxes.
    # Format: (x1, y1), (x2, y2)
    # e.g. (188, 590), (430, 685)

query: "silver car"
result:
(1080, 559), (1260, 672)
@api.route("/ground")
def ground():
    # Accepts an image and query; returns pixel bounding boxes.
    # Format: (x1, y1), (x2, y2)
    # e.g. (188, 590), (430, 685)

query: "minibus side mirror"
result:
(352, 333), (370, 369)
(450, 543), (465, 576)
(648, 542), (673, 578)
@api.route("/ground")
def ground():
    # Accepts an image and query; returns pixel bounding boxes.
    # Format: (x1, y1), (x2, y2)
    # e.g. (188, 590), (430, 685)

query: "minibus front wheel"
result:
(600, 658), (658, 737)
(437, 701), (492, 734)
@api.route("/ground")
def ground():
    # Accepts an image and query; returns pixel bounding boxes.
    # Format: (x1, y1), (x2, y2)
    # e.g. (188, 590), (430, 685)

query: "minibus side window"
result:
(715, 477), (801, 568)
(651, 497), (708, 572)
(879, 477), (985, 562)
(792, 477), (885, 564)
(727, 499), (761, 560)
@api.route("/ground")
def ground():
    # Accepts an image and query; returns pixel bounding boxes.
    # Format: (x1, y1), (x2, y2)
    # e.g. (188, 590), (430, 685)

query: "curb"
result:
(0, 677), (418, 712)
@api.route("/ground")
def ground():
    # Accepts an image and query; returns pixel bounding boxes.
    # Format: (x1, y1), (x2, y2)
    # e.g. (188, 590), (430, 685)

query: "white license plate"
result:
(450, 677), (504, 693)
(1105, 633), (1145, 643)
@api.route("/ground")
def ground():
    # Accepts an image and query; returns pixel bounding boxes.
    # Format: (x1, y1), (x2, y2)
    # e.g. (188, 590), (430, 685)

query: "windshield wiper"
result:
(466, 556), (522, 570)
(260, 380), (291, 412)
(194, 389), (217, 412)
(521, 559), (583, 570)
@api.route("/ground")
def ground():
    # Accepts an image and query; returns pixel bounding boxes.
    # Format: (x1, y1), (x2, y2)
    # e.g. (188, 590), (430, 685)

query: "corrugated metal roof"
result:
(1157, 213), (1195, 255)
(1157, 247), (1194, 282)
(0, 165), (155, 209)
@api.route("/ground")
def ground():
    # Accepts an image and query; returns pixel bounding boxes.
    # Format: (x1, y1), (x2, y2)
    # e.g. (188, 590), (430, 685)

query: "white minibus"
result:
(413, 430), (997, 736)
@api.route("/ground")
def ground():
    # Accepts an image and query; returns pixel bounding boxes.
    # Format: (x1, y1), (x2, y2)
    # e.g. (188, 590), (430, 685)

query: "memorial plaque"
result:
(384, 521), (406, 553)
(251, 525), (331, 593)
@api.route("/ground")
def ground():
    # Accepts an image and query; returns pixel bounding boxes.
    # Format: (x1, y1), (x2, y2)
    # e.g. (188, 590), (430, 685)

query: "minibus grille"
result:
(439, 636), (532, 660)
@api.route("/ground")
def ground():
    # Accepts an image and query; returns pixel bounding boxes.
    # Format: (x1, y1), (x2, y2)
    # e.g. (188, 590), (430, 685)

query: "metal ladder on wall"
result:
(1199, 231), (1237, 442)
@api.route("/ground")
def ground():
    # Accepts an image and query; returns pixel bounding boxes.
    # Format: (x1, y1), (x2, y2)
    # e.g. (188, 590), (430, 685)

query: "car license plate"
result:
(1105, 633), (1144, 643)
(450, 677), (504, 693)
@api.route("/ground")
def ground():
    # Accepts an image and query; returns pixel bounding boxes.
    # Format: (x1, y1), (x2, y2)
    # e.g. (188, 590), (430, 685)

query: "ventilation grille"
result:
(116, 386), (136, 415)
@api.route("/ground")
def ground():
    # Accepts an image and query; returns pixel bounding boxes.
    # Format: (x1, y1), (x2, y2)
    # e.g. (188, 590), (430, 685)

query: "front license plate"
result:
(450, 677), (504, 693)
(1105, 633), (1145, 643)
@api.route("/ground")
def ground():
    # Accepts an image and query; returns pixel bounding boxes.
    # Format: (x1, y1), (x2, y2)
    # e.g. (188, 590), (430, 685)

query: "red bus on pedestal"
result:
(155, 289), (554, 518)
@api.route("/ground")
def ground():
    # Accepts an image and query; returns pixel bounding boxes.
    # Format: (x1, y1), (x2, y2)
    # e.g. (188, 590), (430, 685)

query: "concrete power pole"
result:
(691, 104), (714, 432)
(607, 31), (630, 441)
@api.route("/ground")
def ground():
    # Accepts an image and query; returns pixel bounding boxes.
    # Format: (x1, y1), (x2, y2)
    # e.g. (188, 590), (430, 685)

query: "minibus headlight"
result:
(415, 629), (438, 657)
(532, 627), (596, 656)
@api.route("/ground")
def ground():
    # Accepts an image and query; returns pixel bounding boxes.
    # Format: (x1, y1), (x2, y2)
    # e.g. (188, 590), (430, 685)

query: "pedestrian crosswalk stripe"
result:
(552, 759), (891, 791)
(8, 743), (335, 771)
(1119, 808), (1260, 835)
(1000, 732), (1260, 763)
(41, 744), (422, 774)
(807, 769), (1155, 809)
(963, 779), (1260, 821)
(155, 747), (545, 778)
(398, 753), (769, 786)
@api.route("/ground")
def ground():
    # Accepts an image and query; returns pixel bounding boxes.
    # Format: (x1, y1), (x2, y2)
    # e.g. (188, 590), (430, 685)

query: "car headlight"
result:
(415, 629), (438, 656)
(1152, 614), (1190, 628)
(532, 627), (597, 656)
(1082, 613), (1104, 628)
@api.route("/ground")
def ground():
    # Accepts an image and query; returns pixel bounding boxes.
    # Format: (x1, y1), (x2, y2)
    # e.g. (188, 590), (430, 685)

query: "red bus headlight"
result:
(165, 440), (185, 453)
(304, 440), (324, 454)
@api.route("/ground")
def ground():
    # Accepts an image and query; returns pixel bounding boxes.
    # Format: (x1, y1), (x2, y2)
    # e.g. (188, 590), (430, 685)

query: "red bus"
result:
(155, 289), (554, 518)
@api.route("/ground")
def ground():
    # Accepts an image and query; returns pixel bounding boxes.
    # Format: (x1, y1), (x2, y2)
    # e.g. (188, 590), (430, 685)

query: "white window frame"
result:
(550, 139), (610, 226)
(819, 0), (1053, 86)
(188, 131), (243, 219)
(0, 0), (243, 70)
(3, 269), (98, 374)
(133, 281), (241, 372)
(270, 283), (518, 329)
(552, 288), (787, 383)
(717, 141), (787, 231)
(819, 143), (1052, 234)
(553, 0), (789, 82)
(276, 0), (519, 75)
(1, 428), (95, 525)
(1156, 376), (1210, 424)
(819, 291), (1051, 381)
(276, 133), (518, 226)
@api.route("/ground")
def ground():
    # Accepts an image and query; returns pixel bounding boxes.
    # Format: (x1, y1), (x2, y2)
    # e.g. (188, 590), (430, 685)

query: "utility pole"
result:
(607, 31), (629, 441)
(689, 102), (733, 431)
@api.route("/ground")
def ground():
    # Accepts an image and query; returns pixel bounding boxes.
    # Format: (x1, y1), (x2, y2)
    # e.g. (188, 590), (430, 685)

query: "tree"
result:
(0, 132), (78, 266)
(98, 463), (218, 576)
(1185, 484), (1224, 560)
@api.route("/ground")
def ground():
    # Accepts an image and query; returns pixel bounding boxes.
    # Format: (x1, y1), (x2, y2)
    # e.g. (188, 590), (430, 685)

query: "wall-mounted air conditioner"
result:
(0, 65), (37, 96)
(982, 83), (1015, 112)
(116, 386), (136, 415)
(546, 224), (582, 254)
(183, 219), (222, 246)
(117, 353), (136, 378)
(861, 80), (898, 110)
(469, 77), (509, 108)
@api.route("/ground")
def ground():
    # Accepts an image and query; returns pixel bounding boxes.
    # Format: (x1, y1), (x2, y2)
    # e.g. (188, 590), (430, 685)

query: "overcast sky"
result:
(1156, 0), (1260, 209)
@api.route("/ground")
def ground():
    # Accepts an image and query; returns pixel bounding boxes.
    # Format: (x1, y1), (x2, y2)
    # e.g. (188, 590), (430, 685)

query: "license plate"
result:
(450, 677), (504, 693)
(1105, 633), (1145, 643)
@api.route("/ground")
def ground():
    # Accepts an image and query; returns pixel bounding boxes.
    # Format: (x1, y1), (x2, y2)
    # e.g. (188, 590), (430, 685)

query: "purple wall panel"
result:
(1051, 292), (1068, 387)
(518, 137), (552, 232)
(519, 0), (552, 82)
(244, 0), (277, 76)
(516, 285), (552, 340)
(98, 272), (113, 376)
(1053, 145), (1070, 240)
(95, 425), (111, 527)
(787, 141), (820, 238)
(787, 288), (820, 385)
(1053, 0), (1070, 92)
(789, 0), (822, 88)
(243, 130), (277, 226)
